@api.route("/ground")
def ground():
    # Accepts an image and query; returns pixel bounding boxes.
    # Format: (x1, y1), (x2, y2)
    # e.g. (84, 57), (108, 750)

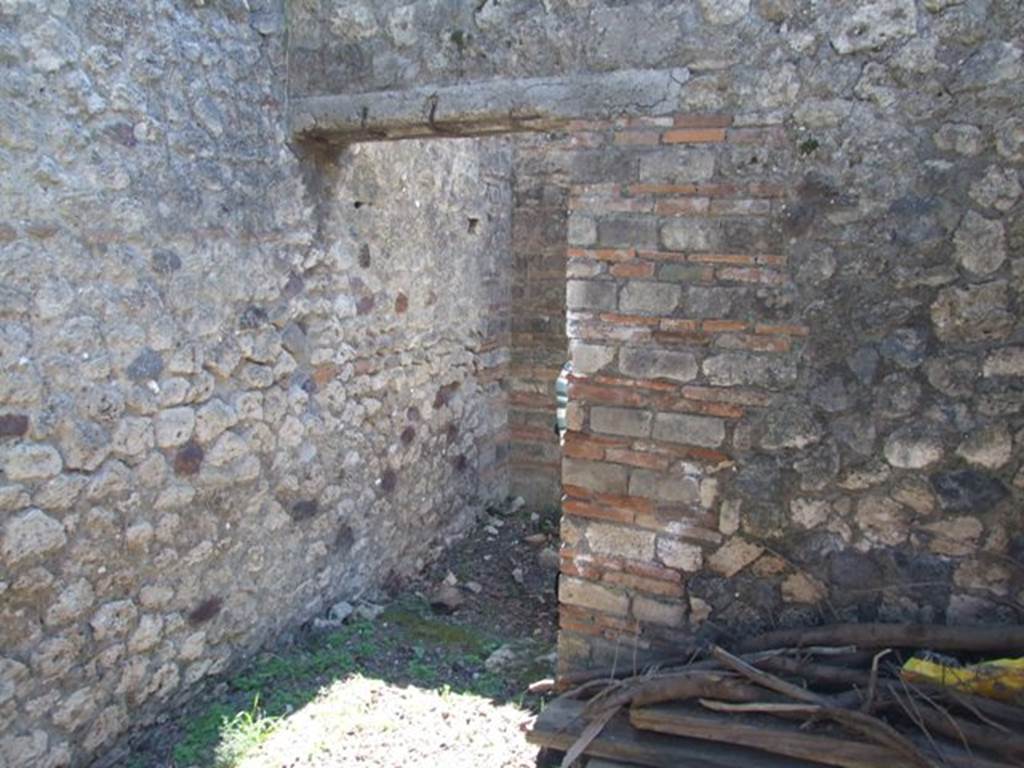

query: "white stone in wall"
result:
(1, 444), (62, 482)
(830, 0), (917, 55)
(1, 509), (66, 567)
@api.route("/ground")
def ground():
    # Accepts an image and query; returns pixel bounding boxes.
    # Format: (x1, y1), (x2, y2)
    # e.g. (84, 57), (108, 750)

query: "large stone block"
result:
(660, 219), (719, 252)
(653, 413), (726, 448)
(591, 406), (652, 438)
(571, 343), (616, 375)
(558, 576), (629, 616)
(597, 216), (659, 249)
(703, 353), (797, 388)
(638, 149), (715, 183)
(632, 594), (685, 626)
(563, 457), (629, 495)
(619, 281), (680, 315)
(567, 280), (617, 311)
(629, 469), (700, 504)
(586, 522), (656, 560)
(619, 347), (698, 382)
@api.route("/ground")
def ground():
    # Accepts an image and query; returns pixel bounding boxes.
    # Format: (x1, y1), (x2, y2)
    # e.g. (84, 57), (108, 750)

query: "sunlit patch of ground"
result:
(238, 674), (539, 768)
(127, 500), (560, 767)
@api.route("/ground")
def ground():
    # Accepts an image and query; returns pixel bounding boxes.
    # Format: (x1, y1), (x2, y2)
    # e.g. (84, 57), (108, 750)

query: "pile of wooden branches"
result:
(547, 623), (1024, 768)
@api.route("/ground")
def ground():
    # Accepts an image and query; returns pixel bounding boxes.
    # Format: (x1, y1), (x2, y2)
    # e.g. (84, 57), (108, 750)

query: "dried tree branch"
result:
(754, 655), (871, 688)
(583, 671), (773, 717)
(698, 699), (941, 768)
(861, 649), (891, 713)
(737, 623), (1024, 654)
(883, 682), (1024, 762)
(711, 645), (833, 706)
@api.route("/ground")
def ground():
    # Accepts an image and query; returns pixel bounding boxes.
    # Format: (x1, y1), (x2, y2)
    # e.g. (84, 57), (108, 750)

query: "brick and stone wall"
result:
(3, 0), (1024, 764)
(506, 135), (570, 509)
(553, 100), (1024, 668)
(556, 116), (816, 667)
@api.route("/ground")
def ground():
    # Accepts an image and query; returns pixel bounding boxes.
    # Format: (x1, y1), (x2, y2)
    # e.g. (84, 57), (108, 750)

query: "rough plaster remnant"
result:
(657, 539), (703, 572)
(830, 0), (917, 54)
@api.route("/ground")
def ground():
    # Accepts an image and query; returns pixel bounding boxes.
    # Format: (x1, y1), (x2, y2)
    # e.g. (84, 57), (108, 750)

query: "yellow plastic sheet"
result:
(901, 656), (1024, 704)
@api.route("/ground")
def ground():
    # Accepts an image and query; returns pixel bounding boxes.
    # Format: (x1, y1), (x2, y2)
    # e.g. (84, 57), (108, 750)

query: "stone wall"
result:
(550, 28), (1024, 670)
(285, 0), (1023, 670)
(0, 2), (512, 765)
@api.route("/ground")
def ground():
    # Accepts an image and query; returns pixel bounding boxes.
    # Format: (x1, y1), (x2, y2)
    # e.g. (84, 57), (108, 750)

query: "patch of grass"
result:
(450, 29), (468, 50)
(172, 696), (280, 768)
(799, 137), (820, 155)
(213, 696), (279, 767)
(172, 702), (236, 767)
(467, 671), (505, 699)
(230, 644), (355, 692)
(405, 658), (438, 686)
(381, 601), (495, 654)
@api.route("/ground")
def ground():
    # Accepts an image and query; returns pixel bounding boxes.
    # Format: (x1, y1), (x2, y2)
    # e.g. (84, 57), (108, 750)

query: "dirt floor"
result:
(124, 498), (562, 768)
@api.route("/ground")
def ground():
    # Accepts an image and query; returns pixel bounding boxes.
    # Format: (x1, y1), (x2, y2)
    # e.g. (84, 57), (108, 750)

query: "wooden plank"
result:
(631, 704), (1018, 768)
(525, 698), (824, 768)
(629, 705), (896, 768)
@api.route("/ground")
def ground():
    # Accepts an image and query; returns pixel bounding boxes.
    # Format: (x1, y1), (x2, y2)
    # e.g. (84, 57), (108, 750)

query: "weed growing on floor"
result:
(212, 696), (279, 767)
